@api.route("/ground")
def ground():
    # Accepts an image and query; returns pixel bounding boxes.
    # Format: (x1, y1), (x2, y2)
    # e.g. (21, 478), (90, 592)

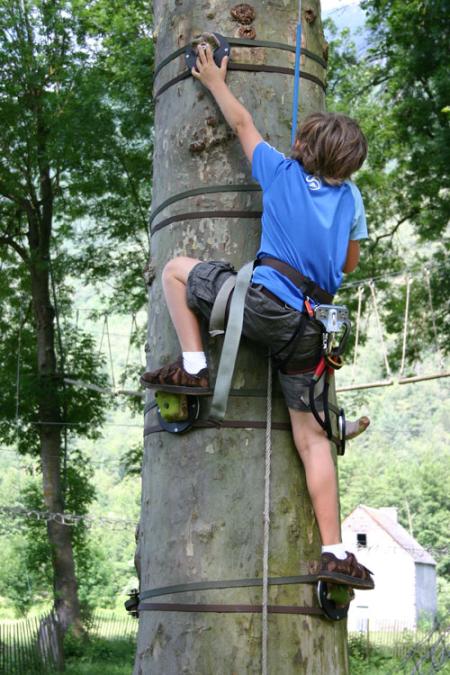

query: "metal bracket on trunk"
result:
(185, 33), (231, 71)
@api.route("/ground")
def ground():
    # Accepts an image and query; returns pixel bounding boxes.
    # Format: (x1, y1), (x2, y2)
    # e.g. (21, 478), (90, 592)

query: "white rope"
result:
(123, 313), (136, 387)
(369, 281), (393, 377)
(63, 377), (144, 398)
(351, 285), (364, 382)
(262, 354), (273, 675)
(424, 268), (445, 370)
(105, 315), (116, 388)
(15, 312), (23, 447)
(98, 315), (106, 356)
(400, 276), (412, 376)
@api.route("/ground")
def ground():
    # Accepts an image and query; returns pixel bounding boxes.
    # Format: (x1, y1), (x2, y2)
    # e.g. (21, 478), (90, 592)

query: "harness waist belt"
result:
(258, 257), (334, 305)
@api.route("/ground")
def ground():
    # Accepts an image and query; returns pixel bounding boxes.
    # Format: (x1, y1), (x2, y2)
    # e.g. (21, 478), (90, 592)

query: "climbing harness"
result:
(209, 261), (254, 421)
(308, 305), (351, 455)
(208, 257), (351, 457)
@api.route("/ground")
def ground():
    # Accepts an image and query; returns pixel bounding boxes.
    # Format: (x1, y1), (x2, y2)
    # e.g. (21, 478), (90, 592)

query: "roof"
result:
(345, 505), (437, 566)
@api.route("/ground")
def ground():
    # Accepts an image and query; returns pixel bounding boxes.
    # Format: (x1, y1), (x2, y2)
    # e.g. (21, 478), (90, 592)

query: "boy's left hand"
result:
(191, 44), (228, 89)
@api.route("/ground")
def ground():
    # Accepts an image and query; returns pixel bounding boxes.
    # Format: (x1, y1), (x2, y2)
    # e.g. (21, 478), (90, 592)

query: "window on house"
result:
(357, 533), (367, 548)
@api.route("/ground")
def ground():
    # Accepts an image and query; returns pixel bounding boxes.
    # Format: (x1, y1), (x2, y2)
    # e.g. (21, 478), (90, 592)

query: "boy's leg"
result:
(288, 408), (341, 545)
(161, 256), (204, 352)
(141, 256), (210, 388)
(141, 257), (236, 388)
(289, 407), (374, 589)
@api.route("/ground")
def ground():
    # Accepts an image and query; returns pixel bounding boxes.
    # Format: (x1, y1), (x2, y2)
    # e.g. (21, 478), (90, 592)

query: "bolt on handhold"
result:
(230, 3), (256, 25)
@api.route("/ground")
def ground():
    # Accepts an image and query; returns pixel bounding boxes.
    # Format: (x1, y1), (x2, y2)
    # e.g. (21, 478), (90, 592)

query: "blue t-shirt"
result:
(251, 141), (368, 310)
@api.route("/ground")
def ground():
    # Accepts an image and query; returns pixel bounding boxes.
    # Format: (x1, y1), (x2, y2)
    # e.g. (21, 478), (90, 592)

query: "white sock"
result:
(321, 543), (347, 560)
(182, 351), (207, 374)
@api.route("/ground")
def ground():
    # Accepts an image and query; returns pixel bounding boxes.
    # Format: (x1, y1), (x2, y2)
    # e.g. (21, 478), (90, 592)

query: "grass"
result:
(348, 632), (450, 675)
(64, 636), (135, 675)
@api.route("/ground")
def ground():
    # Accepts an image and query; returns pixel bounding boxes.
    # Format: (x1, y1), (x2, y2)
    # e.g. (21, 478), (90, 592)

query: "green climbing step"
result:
(155, 391), (189, 422)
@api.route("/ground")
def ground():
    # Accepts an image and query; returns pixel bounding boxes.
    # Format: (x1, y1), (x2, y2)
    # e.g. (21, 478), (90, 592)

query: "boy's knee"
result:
(162, 256), (186, 281)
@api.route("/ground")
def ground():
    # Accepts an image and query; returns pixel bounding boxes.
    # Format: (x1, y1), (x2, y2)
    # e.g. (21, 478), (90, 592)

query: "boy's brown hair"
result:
(291, 112), (367, 182)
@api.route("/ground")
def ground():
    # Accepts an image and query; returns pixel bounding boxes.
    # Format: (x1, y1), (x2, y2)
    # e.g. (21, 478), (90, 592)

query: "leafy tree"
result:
(325, 2), (450, 368)
(0, 0), (152, 634)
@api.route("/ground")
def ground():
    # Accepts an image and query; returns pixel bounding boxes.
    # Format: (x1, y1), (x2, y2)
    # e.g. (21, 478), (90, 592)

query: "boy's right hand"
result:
(191, 44), (229, 90)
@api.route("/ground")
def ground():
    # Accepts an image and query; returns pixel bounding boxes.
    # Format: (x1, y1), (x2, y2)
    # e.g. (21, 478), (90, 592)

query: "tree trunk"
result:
(136, 1), (348, 672)
(28, 209), (82, 638)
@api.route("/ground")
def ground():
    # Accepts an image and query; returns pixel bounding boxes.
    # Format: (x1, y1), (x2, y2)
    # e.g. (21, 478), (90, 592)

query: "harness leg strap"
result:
(209, 261), (254, 422)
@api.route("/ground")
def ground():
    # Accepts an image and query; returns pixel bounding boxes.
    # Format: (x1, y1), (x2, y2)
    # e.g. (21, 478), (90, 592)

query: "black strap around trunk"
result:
(258, 257), (334, 305)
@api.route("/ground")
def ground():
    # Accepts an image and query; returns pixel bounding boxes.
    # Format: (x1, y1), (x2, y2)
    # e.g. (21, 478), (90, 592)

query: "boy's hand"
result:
(191, 44), (228, 89)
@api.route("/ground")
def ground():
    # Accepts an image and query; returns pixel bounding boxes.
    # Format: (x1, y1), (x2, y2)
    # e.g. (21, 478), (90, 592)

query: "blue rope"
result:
(290, 4), (302, 147)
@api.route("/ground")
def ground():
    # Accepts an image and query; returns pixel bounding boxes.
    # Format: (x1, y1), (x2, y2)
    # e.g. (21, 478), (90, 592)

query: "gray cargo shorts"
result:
(186, 260), (325, 411)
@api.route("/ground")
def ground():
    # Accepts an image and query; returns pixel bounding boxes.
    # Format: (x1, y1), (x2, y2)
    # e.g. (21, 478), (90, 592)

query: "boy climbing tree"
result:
(142, 45), (373, 589)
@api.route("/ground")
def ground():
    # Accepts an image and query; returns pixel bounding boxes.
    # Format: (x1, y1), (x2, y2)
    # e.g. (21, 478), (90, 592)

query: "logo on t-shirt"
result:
(305, 175), (322, 191)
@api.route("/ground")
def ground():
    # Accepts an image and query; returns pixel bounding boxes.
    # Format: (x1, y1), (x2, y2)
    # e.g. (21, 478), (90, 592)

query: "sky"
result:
(321, 0), (360, 12)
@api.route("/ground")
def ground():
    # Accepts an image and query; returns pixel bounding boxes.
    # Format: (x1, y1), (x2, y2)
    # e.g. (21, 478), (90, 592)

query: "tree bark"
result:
(28, 168), (82, 637)
(136, 2), (348, 672)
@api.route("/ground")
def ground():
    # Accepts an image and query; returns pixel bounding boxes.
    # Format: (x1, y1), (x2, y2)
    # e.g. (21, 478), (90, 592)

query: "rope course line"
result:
(400, 276), (412, 377)
(369, 280), (393, 380)
(337, 277), (449, 391)
(425, 267), (444, 370)
(15, 309), (25, 451)
(63, 377), (144, 399)
(7, 419), (142, 428)
(2, 501), (446, 556)
(340, 256), (449, 289)
(0, 506), (135, 530)
(351, 285), (364, 383)
(290, 0), (303, 147)
(49, 259), (69, 505)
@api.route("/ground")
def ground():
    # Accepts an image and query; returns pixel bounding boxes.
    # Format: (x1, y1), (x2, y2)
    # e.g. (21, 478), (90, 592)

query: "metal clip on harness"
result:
(309, 305), (351, 455)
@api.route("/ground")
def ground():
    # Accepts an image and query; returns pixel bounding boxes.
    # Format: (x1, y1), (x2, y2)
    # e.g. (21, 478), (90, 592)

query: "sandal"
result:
(345, 416), (370, 441)
(317, 551), (374, 590)
(140, 357), (210, 394)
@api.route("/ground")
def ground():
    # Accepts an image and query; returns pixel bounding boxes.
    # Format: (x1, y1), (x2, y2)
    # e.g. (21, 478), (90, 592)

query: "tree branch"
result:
(371, 210), (420, 248)
(0, 234), (29, 262)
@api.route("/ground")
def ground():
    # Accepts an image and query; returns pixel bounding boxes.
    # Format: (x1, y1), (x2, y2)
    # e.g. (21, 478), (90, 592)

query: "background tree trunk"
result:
(136, 1), (348, 672)
(28, 202), (82, 637)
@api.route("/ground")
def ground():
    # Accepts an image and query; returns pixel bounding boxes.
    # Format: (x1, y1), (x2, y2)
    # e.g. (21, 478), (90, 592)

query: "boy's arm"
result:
(192, 45), (263, 162)
(343, 240), (360, 273)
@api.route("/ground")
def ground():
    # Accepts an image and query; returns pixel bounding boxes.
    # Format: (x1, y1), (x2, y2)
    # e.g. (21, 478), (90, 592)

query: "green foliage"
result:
(325, 3), (450, 365)
(0, 0), (151, 621)
(348, 634), (396, 674)
(64, 635), (135, 674)
(362, 0), (450, 240)
(339, 373), (450, 593)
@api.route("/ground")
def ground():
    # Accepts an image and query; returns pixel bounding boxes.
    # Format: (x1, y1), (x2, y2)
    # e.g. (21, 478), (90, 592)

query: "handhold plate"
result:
(156, 394), (200, 434)
(317, 581), (353, 621)
(185, 33), (231, 71)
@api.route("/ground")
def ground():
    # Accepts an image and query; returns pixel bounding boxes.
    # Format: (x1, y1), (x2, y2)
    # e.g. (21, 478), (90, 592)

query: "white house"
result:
(342, 505), (437, 631)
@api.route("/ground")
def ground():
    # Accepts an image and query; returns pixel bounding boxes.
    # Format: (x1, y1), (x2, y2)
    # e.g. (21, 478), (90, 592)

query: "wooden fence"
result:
(0, 610), (63, 674)
(0, 609), (137, 674)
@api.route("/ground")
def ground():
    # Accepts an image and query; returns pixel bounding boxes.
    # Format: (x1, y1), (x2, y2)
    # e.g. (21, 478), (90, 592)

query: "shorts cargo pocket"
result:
(187, 261), (236, 306)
